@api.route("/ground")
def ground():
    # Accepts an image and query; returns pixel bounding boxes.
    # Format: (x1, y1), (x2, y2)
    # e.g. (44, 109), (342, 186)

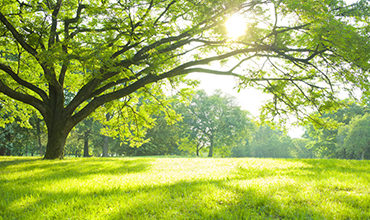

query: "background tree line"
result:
(3, 90), (369, 159)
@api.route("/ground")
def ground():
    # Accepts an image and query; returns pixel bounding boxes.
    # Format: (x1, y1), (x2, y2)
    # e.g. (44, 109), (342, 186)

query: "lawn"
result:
(0, 157), (369, 219)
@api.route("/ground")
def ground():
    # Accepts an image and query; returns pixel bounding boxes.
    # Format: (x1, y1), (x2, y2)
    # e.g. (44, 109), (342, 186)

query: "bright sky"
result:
(187, 75), (305, 138)
(186, 0), (355, 138)
(185, 73), (309, 138)
(187, 73), (269, 117)
(187, 0), (360, 138)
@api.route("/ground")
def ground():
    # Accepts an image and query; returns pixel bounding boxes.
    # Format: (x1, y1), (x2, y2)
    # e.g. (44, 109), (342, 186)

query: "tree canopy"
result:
(177, 90), (253, 157)
(337, 113), (370, 160)
(304, 101), (369, 159)
(0, 0), (369, 159)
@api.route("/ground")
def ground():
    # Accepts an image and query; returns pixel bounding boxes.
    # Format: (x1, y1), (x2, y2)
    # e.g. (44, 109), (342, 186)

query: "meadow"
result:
(0, 157), (369, 219)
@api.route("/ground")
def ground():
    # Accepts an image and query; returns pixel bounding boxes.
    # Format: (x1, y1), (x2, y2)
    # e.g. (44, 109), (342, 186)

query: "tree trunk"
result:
(43, 125), (70, 159)
(102, 135), (109, 157)
(83, 131), (90, 157)
(360, 149), (366, 160)
(208, 137), (214, 157)
(36, 119), (43, 156)
(0, 146), (5, 156)
(5, 132), (11, 156)
(102, 112), (111, 157)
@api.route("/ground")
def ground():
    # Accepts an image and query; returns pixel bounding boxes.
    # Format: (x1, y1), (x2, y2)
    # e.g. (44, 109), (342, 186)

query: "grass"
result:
(0, 157), (369, 219)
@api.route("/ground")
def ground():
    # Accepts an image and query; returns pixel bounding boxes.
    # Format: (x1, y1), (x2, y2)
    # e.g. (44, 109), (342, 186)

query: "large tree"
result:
(0, 0), (369, 159)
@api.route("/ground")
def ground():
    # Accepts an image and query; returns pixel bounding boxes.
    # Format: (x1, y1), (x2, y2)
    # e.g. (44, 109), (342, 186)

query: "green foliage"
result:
(0, 109), (45, 156)
(176, 90), (253, 157)
(1, 157), (370, 219)
(0, 0), (369, 158)
(120, 114), (183, 156)
(304, 101), (369, 159)
(291, 138), (314, 159)
(249, 125), (294, 158)
(339, 114), (370, 160)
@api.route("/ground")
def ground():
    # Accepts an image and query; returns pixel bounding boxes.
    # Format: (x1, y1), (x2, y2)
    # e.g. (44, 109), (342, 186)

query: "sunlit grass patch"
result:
(0, 157), (369, 219)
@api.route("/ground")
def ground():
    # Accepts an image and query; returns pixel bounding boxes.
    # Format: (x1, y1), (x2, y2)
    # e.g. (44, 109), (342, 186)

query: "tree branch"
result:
(154, 0), (176, 25)
(0, 12), (38, 56)
(0, 63), (49, 103)
(90, 75), (138, 98)
(132, 32), (192, 61)
(48, 0), (62, 48)
(0, 80), (46, 116)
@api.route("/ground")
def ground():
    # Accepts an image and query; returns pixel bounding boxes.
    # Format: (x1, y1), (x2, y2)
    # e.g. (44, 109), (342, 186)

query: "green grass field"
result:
(0, 157), (369, 219)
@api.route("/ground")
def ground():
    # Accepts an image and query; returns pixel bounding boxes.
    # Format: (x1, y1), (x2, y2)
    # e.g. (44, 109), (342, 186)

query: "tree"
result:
(29, 116), (46, 156)
(304, 102), (368, 158)
(249, 125), (293, 158)
(291, 138), (314, 158)
(75, 118), (100, 157)
(1, 0), (369, 159)
(231, 136), (252, 157)
(338, 114), (370, 160)
(102, 113), (112, 157)
(120, 114), (182, 156)
(0, 102), (44, 156)
(178, 90), (253, 157)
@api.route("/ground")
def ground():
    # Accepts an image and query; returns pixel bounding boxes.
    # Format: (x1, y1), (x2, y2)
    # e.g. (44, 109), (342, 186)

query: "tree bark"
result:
(102, 113), (111, 157)
(208, 137), (214, 157)
(43, 120), (71, 159)
(83, 131), (90, 157)
(102, 135), (109, 157)
(35, 118), (43, 156)
(0, 146), (5, 156)
(360, 149), (366, 160)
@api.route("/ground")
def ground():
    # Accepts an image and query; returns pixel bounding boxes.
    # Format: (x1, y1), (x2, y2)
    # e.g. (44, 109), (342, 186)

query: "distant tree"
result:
(0, 122), (14, 156)
(336, 125), (352, 159)
(101, 113), (112, 157)
(0, 103), (43, 156)
(231, 137), (252, 157)
(291, 138), (314, 159)
(178, 126), (207, 157)
(338, 114), (370, 160)
(122, 114), (182, 156)
(143, 116), (182, 155)
(250, 125), (293, 158)
(0, 119), (36, 156)
(178, 90), (253, 157)
(29, 116), (46, 156)
(304, 102), (368, 158)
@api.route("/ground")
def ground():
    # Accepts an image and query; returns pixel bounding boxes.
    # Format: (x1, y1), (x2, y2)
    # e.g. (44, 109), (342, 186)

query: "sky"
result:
(186, 73), (270, 117)
(186, 73), (306, 138)
(185, 0), (360, 138)
(188, 0), (356, 138)
(184, 0), (362, 138)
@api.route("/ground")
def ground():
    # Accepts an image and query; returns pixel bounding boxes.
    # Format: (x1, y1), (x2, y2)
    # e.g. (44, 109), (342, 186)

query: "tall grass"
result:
(0, 157), (369, 219)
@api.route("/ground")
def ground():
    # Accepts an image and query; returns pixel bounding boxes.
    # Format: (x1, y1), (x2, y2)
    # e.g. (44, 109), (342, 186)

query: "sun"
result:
(225, 14), (247, 38)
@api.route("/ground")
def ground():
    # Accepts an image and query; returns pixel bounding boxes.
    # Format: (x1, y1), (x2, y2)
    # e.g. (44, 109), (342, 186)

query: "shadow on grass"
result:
(300, 159), (370, 174)
(0, 157), (43, 169)
(1, 177), (327, 219)
(1, 158), (369, 219)
(0, 157), (152, 182)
